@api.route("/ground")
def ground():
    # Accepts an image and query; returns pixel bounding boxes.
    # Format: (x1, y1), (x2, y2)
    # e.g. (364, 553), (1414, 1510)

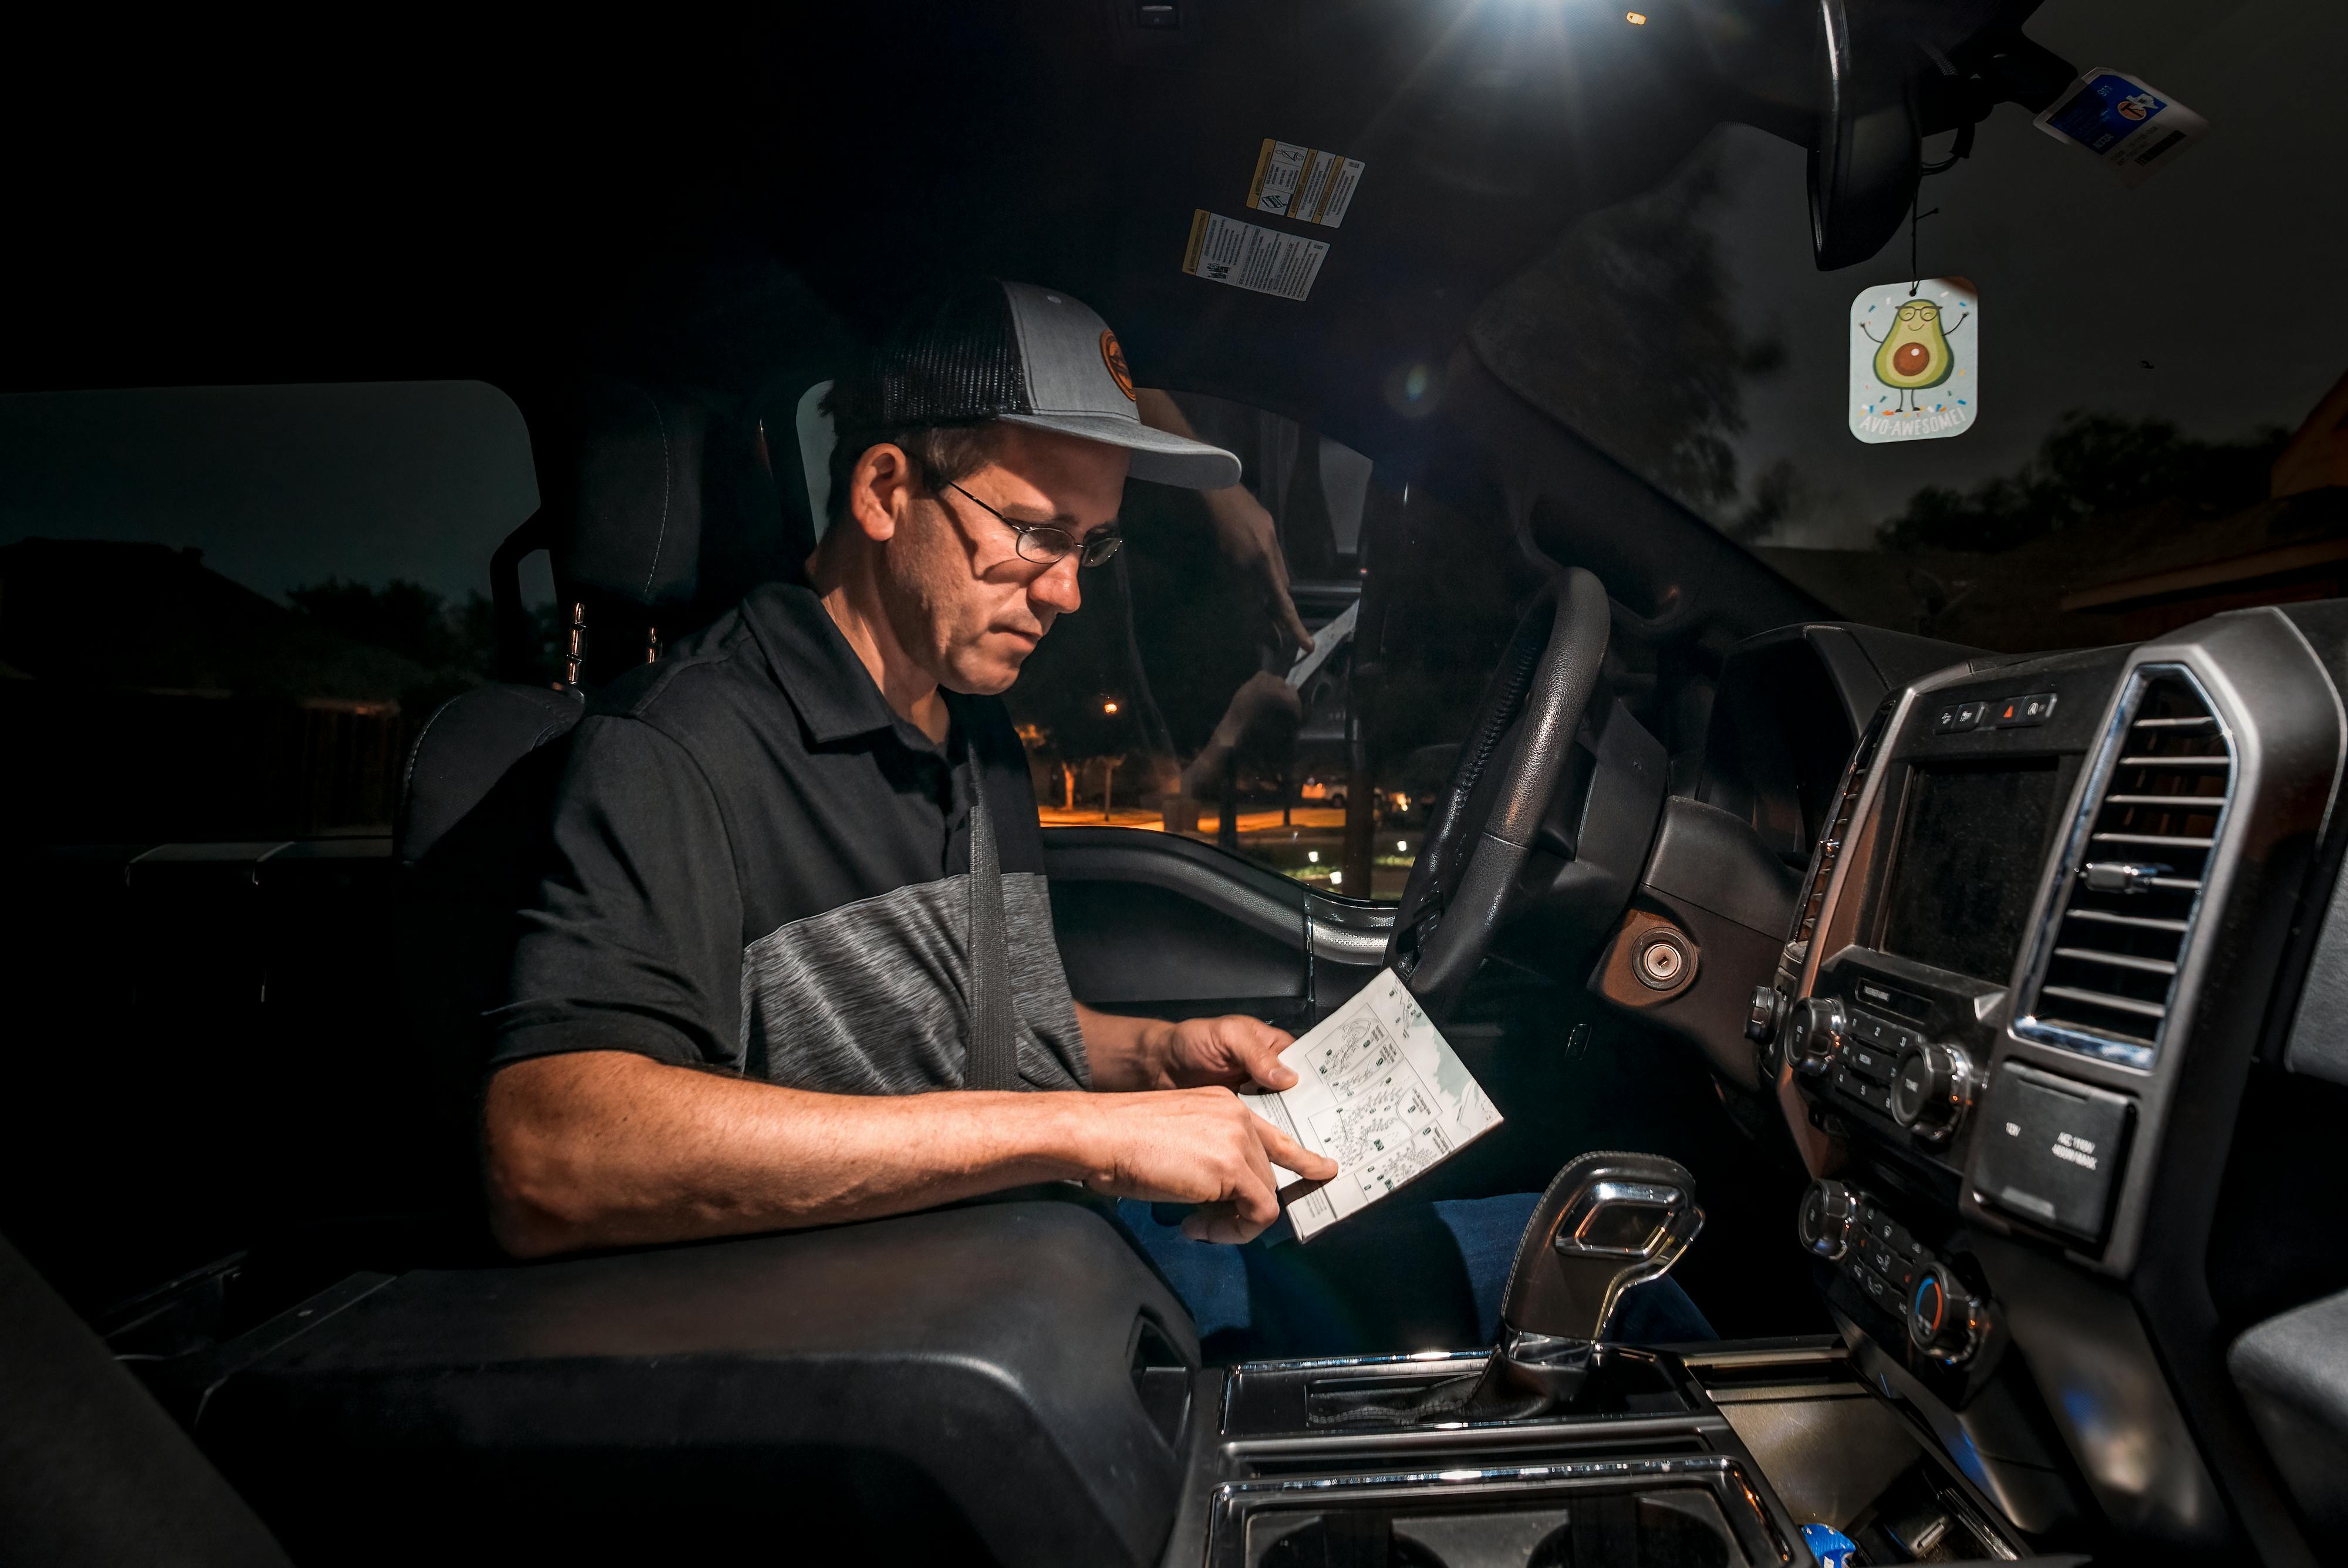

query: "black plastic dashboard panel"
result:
(188, 1199), (1197, 1568)
(1698, 622), (1988, 865)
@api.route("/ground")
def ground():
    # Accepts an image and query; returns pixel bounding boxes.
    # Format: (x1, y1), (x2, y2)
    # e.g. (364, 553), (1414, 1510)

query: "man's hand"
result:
(1133, 386), (1314, 658)
(1077, 1087), (1338, 1243)
(1203, 483), (1316, 659)
(1077, 1003), (1299, 1092)
(1156, 1013), (1301, 1091)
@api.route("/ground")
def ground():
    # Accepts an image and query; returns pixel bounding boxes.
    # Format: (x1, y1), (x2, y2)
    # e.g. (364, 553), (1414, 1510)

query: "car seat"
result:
(392, 376), (814, 1236)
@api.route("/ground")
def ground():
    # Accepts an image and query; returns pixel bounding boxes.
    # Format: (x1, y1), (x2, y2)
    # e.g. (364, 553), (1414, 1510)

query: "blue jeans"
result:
(1116, 1191), (1713, 1361)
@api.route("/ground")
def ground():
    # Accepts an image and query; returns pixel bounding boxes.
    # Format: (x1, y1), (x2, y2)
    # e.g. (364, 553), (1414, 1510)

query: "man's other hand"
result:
(1203, 483), (1315, 658)
(1078, 1087), (1339, 1243)
(1133, 387), (1313, 657)
(1157, 1013), (1300, 1091)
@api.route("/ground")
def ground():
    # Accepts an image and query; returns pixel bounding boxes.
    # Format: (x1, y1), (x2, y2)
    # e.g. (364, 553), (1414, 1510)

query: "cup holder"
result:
(1246, 1489), (1739, 1567)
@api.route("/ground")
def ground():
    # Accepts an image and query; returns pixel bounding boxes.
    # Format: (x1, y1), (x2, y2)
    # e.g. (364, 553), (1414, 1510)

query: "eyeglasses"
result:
(940, 480), (1125, 568)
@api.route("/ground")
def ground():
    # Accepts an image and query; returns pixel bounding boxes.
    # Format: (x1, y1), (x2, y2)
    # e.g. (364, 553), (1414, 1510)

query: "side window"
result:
(0, 382), (544, 847)
(1005, 393), (1521, 901)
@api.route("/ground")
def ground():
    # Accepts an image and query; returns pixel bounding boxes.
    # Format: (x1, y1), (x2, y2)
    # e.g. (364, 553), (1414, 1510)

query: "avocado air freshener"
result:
(1848, 278), (1977, 444)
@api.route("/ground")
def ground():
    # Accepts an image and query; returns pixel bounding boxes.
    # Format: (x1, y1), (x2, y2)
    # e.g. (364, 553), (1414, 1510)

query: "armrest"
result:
(191, 1198), (1196, 1568)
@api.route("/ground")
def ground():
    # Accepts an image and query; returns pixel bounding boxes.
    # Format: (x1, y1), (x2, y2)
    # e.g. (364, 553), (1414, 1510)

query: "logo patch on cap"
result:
(1099, 329), (1135, 402)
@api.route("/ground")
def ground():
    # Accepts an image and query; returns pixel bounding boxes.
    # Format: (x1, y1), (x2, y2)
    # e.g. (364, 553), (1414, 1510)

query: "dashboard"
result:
(1745, 605), (2348, 1553)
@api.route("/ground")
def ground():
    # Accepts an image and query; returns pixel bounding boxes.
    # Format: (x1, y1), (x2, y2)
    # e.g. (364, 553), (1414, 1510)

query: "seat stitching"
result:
(401, 690), (464, 798)
(529, 709), (580, 749)
(644, 389), (672, 601)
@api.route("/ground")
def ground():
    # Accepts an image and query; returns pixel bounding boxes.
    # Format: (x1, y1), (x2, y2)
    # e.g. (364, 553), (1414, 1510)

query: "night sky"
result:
(0, 381), (545, 605)
(1, 0), (2337, 592)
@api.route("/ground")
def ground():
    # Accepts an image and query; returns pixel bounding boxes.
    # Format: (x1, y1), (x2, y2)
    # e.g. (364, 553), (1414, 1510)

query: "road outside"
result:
(1035, 804), (1420, 901)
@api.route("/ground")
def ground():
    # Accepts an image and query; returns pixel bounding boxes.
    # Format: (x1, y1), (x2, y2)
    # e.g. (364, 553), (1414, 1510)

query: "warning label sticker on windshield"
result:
(2032, 68), (2209, 188)
(1182, 210), (1331, 302)
(1246, 139), (1364, 227)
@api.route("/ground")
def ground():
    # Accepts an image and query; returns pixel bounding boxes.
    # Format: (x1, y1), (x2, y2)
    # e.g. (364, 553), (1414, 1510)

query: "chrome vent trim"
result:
(1774, 692), (1900, 994)
(2015, 665), (2235, 1069)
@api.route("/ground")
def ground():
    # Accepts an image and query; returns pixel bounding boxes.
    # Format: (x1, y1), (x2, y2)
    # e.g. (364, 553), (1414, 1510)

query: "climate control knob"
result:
(1890, 1042), (1973, 1141)
(1786, 998), (1847, 1078)
(1907, 1261), (1983, 1365)
(1796, 1179), (1858, 1261)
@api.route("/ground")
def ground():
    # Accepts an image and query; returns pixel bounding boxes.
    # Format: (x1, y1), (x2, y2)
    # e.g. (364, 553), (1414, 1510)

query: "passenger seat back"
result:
(393, 374), (800, 1229)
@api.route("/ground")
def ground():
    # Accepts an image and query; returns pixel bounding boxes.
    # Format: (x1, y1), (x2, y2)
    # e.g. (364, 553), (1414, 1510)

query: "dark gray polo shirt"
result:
(490, 582), (1089, 1093)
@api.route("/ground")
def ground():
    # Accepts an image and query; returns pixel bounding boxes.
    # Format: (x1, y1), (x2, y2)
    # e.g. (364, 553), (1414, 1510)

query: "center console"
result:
(1745, 607), (2346, 1558)
(1162, 1151), (2042, 1568)
(1175, 1340), (2031, 1566)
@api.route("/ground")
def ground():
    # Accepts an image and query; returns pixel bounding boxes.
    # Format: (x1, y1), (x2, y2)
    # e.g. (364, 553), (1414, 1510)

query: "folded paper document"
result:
(1244, 968), (1503, 1241)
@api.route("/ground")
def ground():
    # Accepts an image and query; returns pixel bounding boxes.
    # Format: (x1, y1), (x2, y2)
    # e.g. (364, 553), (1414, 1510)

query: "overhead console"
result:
(1750, 606), (2346, 1556)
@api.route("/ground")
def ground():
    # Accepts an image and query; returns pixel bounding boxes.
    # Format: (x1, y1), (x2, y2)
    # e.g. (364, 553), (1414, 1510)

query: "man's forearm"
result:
(484, 1051), (1105, 1257)
(1073, 1000), (1176, 1091)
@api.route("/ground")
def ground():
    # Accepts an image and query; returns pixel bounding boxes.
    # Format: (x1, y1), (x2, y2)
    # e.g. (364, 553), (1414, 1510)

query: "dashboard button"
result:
(1797, 1180), (1857, 1260)
(1848, 1044), (1894, 1083)
(1891, 1042), (1975, 1142)
(1908, 1262), (1985, 1365)
(1955, 700), (1988, 728)
(1991, 692), (2057, 729)
(1787, 998), (1847, 1079)
(1934, 701), (1977, 734)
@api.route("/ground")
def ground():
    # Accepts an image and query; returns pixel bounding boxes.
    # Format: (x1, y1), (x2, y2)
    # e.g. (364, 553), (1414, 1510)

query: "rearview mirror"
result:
(1807, 0), (1922, 270)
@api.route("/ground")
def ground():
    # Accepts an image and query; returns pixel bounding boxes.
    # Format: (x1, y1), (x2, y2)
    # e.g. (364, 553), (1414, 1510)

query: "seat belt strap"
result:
(964, 741), (1020, 1091)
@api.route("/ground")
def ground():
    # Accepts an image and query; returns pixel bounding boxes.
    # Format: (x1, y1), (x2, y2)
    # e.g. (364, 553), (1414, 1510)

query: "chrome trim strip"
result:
(1799, 683), (1924, 998)
(1212, 1451), (1793, 1562)
(1309, 919), (1391, 966)
(1229, 1348), (1486, 1375)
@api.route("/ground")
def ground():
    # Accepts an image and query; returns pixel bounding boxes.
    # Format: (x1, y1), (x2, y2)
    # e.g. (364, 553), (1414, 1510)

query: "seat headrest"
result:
(558, 379), (717, 611)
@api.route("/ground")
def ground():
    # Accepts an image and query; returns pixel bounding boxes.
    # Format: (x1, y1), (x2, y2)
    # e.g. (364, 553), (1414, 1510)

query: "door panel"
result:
(1043, 828), (1388, 1021)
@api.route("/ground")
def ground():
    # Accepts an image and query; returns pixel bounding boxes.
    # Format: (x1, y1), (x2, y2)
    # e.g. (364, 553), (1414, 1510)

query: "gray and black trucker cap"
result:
(832, 279), (1240, 490)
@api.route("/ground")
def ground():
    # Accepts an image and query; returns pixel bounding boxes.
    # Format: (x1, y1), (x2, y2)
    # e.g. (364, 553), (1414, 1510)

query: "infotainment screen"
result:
(1878, 759), (2066, 985)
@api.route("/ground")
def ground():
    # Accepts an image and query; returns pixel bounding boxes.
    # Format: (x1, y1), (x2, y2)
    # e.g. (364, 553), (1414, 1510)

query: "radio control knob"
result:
(1787, 998), (1847, 1078)
(1907, 1261), (1983, 1364)
(1796, 1179), (1857, 1261)
(1890, 1041), (1973, 1141)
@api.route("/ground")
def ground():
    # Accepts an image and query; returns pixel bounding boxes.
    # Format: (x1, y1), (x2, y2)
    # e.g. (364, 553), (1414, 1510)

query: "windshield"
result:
(1473, 0), (2346, 653)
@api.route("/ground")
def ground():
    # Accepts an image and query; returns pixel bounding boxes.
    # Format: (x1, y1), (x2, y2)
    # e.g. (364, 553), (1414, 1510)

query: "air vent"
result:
(2020, 670), (2232, 1067)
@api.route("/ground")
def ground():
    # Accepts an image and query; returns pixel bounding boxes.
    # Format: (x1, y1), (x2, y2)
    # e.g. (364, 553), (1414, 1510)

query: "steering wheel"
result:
(1388, 566), (1612, 1019)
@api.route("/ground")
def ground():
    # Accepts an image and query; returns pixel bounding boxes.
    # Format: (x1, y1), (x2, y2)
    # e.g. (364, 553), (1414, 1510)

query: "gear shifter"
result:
(1308, 1151), (1702, 1427)
(1469, 1150), (1703, 1412)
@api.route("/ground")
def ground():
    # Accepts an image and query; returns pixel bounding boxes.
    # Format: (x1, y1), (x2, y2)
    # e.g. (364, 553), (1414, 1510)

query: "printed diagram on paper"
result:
(1244, 969), (1502, 1241)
